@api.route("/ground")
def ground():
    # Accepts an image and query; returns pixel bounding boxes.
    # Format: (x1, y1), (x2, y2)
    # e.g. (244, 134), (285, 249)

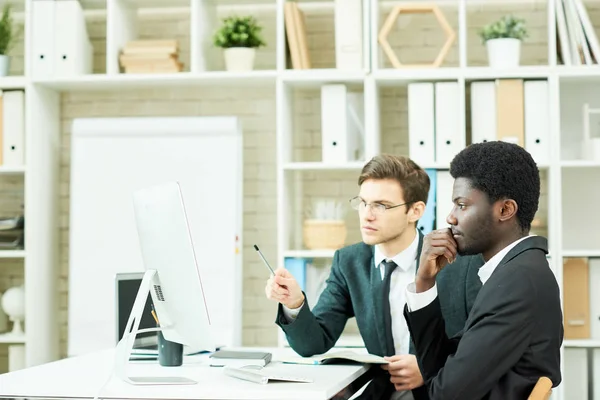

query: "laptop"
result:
(115, 272), (158, 352)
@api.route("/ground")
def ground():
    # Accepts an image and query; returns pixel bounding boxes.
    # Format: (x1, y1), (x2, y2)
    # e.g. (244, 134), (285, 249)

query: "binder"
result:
(320, 84), (364, 163)
(589, 258), (600, 340)
(54, 0), (93, 77)
(435, 170), (454, 230)
(435, 82), (463, 166)
(496, 79), (525, 147)
(563, 257), (590, 339)
(524, 81), (550, 166)
(31, 0), (56, 78)
(284, 258), (308, 291)
(408, 83), (435, 165)
(2, 91), (25, 167)
(470, 81), (496, 144)
(334, 0), (363, 70)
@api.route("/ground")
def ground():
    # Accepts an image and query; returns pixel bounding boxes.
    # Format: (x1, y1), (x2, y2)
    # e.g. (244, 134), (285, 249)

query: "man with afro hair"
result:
(402, 141), (563, 400)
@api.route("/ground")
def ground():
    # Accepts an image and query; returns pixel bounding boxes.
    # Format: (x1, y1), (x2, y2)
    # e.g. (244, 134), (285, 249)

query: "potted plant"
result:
(0, 4), (15, 76)
(213, 15), (266, 72)
(479, 15), (528, 68)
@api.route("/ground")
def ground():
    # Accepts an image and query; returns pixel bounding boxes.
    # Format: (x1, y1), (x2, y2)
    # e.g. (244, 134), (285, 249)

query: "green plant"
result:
(0, 3), (15, 55)
(213, 16), (266, 49)
(479, 15), (528, 43)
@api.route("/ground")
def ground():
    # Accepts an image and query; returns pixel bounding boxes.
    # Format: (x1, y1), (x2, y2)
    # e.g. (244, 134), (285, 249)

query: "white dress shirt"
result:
(283, 230), (421, 356)
(405, 235), (534, 312)
(374, 230), (419, 355)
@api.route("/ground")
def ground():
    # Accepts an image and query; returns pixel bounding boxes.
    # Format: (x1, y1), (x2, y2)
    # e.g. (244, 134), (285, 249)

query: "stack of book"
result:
(119, 40), (183, 74)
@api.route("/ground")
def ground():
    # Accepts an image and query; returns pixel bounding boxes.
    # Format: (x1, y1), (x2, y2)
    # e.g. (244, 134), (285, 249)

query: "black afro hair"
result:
(449, 141), (540, 232)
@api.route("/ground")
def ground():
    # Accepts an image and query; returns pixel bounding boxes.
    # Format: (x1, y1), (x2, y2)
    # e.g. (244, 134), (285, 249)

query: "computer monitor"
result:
(131, 181), (216, 352)
(114, 272), (157, 349)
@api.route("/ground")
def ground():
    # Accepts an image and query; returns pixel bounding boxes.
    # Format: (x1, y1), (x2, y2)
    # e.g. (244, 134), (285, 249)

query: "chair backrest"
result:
(528, 377), (553, 400)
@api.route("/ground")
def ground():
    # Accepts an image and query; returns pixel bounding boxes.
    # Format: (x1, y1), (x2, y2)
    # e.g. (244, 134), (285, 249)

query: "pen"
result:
(150, 303), (159, 325)
(253, 244), (275, 276)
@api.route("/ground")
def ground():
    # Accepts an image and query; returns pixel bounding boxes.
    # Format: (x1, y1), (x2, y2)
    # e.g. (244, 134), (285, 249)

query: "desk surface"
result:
(0, 347), (369, 400)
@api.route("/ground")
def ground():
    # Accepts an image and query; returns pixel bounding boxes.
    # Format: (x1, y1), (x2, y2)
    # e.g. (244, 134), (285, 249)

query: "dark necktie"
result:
(381, 260), (398, 356)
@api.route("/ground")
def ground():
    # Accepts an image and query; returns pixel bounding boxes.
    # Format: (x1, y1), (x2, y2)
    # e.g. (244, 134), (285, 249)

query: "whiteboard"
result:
(67, 116), (243, 357)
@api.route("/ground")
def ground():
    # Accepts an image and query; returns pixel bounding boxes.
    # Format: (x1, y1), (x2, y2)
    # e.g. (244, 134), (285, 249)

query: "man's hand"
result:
(264, 268), (305, 309)
(381, 354), (424, 392)
(416, 228), (458, 292)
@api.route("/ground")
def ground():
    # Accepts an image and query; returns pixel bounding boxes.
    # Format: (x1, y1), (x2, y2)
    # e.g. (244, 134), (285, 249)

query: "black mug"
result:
(157, 330), (183, 367)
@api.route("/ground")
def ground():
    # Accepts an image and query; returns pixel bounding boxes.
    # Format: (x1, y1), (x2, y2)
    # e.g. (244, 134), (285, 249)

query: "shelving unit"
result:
(270, 1), (596, 399)
(0, 0), (593, 398)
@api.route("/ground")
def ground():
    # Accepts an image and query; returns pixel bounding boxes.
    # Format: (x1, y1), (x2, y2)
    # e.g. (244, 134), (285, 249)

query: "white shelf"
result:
(0, 333), (26, 344)
(562, 250), (600, 258)
(557, 66), (600, 81)
(560, 160), (600, 168)
(33, 71), (278, 91)
(0, 76), (26, 90)
(563, 339), (600, 348)
(0, 166), (26, 175)
(283, 249), (336, 258)
(374, 68), (462, 85)
(463, 66), (552, 80)
(0, 251), (26, 259)
(282, 162), (365, 171)
(280, 69), (366, 87)
(374, 66), (552, 86)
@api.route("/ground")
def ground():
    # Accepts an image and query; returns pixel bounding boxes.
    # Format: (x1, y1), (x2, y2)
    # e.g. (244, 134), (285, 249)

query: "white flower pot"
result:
(223, 47), (256, 72)
(0, 55), (10, 76)
(486, 38), (521, 68)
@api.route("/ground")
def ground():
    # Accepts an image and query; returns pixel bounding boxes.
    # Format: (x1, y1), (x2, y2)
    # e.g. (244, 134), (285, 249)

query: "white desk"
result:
(0, 347), (370, 400)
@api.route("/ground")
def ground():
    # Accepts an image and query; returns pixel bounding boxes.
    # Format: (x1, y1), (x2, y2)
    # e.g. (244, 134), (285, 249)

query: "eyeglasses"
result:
(349, 196), (411, 215)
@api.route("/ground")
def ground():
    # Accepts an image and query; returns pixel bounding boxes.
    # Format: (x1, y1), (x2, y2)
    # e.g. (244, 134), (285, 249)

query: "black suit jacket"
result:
(275, 231), (484, 399)
(404, 236), (563, 400)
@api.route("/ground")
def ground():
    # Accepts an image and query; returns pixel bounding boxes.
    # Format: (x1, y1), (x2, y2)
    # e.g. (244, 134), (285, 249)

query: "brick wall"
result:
(0, 1), (560, 370)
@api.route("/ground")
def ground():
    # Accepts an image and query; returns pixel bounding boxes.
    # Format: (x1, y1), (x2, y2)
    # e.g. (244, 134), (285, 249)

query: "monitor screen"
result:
(116, 273), (157, 348)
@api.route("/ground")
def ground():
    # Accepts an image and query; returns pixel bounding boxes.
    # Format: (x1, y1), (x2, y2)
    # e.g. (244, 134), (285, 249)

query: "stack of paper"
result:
(119, 40), (183, 74)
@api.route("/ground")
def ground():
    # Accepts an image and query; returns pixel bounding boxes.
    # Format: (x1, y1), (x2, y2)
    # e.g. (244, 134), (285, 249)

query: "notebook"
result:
(223, 366), (313, 385)
(209, 350), (272, 368)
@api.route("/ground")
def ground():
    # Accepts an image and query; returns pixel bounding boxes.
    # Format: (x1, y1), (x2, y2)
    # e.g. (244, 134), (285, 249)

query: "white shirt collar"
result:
(374, 229), (420, 272)
(478, 235), (534, 285)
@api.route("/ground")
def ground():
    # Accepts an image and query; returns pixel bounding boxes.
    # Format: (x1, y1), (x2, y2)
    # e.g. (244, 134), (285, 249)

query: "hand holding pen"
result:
(254, 244), (305, 310)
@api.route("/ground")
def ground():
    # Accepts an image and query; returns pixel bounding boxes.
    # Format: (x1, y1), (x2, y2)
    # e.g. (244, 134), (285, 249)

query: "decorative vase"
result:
(223, 47), (256, 72)
(1, 285), (25, 335)
(486, 38), (521, 68)
(0, 54), (10, 76)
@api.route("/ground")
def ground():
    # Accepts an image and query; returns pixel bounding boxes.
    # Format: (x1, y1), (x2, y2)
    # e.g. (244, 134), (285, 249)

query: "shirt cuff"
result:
(282, 301), (305, 323)
(405, 282), (438, 312)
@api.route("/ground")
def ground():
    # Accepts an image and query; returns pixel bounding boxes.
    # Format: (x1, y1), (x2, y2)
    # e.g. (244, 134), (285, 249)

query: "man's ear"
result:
(498, 199), (518, 222)
(408, 201), (426, 223)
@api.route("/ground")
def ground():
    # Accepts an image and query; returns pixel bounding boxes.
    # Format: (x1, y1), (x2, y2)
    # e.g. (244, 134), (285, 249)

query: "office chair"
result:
(527, 377), (553, 400)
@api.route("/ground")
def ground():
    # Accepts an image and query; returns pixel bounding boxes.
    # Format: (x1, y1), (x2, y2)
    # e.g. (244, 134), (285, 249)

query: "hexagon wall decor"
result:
(378, 4), (456, 69)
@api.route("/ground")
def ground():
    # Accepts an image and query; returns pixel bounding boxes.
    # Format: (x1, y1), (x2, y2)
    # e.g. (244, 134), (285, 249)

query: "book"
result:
(280, 350), (389, 365)
(209, 350), (272, 368)
(223, 366), (313, 384)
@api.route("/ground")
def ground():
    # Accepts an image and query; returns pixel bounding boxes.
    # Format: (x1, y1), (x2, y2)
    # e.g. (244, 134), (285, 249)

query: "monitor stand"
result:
(114, 269), (197, 385)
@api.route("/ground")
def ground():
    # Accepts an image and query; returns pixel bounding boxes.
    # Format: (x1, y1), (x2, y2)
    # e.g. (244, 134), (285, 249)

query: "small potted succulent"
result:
(479, 15), (528, 68)
(0, 4), (16, 76)
(213, 15), (266, 72)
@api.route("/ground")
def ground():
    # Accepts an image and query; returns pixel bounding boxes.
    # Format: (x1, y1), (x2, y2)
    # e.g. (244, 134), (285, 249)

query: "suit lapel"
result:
(407, 230), (424, 355)
(415, 230), (424, 275)
(465, 255), (483, 315)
